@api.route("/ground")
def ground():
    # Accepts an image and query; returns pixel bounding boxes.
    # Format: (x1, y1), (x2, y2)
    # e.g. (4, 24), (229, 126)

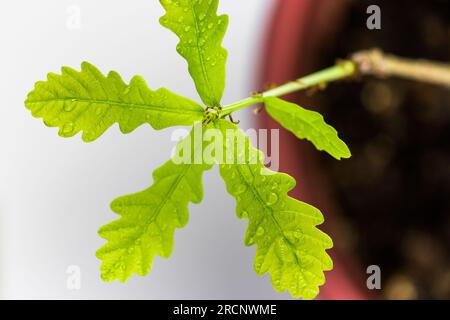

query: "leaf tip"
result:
(80, 61), (95, 70)
(81, 132), (98, 143)
(335, 144), (352, 160)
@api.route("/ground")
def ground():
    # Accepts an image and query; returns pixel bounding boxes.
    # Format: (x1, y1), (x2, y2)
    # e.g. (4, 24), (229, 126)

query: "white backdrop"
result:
(0, 0), (288, 299)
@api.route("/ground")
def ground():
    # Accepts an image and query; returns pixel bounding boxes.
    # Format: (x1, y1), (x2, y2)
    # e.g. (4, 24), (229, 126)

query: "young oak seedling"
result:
(25, 0), (351, 299)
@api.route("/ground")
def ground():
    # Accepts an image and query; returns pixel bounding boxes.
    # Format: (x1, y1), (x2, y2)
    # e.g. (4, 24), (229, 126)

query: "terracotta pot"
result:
(259, 0), (374, 300)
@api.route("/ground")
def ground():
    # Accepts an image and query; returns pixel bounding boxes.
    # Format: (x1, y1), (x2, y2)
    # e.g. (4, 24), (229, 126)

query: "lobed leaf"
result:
(264, 97), (351, 160)
(25, 62), (204, 142)
(160, 0), (228, 107)
(215, 120), (333, 299)
(96, 123), (213, 282)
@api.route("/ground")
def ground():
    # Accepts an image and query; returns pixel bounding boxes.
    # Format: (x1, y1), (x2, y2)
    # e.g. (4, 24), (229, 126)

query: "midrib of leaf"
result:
(234, 164), (303, 273)
(102, 164), (192, 258)
(189, 1), (215, 105)
(276, 106), (334, 147)
(145, 164), (190, 229)
(126, 124), (206, 248)
(27, 97), (203, 116)
(295, 113), (346, 155)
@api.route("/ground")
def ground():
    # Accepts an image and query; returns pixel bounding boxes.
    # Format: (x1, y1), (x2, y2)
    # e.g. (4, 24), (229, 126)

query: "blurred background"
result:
(0, 0), (449, 299)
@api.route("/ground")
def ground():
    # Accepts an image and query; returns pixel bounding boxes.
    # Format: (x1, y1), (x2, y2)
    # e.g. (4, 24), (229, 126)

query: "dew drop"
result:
(247, 236), (255, 246)
(256, 226), (265, 236)
(266, 192), (278, 206)
(63, 103), (74, 112)
(233, 184), (247, 195)
(240, 210), (249, 219)
(95, 106), (103, 116)
(62, 122), (74, 134)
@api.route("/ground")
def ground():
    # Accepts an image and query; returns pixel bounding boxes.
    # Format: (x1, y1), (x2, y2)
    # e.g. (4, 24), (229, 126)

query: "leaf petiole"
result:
(220, 60), (356, 117)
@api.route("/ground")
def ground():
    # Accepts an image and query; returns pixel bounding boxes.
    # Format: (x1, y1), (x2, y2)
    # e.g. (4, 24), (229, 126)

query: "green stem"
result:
(220, 60), (356, 117)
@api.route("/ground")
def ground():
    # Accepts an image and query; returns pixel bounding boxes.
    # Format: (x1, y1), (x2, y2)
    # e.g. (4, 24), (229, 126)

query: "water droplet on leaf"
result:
(95, 106), (103, 115)
(240, 210), (249, 219)
(233, 184), (247, 195)
(266, 193), (278, 206)
(257, 226), (265, 236)
(62, 122), (74, 134)
(64, 102), (75, 112)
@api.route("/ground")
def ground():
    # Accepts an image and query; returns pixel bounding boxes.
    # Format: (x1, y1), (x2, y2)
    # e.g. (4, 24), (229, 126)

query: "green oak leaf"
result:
(97, 123), (213, 282)
(160, 0), (228, 107)
(25, 62), (204, 142)
(264, 97), (351, 160)
(215, 120), (333, 300)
